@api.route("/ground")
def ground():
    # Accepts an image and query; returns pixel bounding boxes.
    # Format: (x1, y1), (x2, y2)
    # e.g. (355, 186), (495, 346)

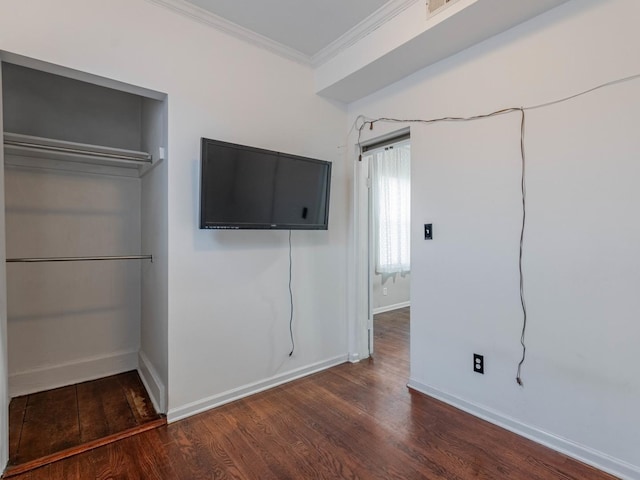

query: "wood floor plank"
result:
(192, 399), (297, 480)
(8, 396), (28, 465)
(77, 374), (137, 442)
(7, 307), (618, 480)
(117, 370), (161, 424)
(16, 386), (80, 464)
(80, 437), (112, 480)
(47, 453), (80, 480)
(234, 393), (362, 479)
(125, 428), (181, 480)
(164, 420), (234, 480)
(315, 368), (522, 479)
(156, 422), (212, 480)
(283, 379), (452, 480)
(101, 441), (134, 480)
(7, 370), (163, 475)
(3, 418), (167, 478)
(250, 375), (425, 479)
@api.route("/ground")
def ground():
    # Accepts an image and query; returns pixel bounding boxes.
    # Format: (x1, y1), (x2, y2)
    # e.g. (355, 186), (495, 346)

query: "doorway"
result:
(356, 130), (411, 357)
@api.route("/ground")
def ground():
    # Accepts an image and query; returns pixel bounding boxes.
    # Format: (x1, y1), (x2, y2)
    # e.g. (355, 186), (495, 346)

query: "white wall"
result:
(0, 0), (348, 421)
(4, 167), (142, 396)
(140, 97), (169, 413)
(349, 0), (640, 477)
(372, 272), (409, 312)
(0, 66), (9, 472)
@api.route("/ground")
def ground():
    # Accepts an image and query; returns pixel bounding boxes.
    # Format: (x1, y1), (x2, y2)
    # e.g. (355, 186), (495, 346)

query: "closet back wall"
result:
(5, 168), (142, 396)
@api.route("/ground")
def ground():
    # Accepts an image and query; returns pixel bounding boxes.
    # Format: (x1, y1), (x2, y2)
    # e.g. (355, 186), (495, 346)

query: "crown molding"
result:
(145, 0), (312, 65)
(311, 0), (421, 67)
(146, 0), (420, 70)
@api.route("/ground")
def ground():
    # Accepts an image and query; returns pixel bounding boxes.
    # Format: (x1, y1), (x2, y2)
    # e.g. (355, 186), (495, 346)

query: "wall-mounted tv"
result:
(200, 138), (331, 230)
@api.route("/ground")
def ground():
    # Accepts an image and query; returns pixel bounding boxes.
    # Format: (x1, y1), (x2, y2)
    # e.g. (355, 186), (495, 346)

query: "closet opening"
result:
(0, 54), (169, 475)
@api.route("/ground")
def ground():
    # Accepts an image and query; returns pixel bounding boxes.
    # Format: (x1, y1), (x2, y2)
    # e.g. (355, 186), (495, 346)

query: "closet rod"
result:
(6, 255), (153, 263)
(4, 140), (152, 163)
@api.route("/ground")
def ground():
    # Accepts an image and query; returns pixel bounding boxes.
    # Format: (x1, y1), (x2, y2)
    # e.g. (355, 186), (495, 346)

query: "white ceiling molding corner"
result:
(311, 0), (421, 68)
(315, 0), (572, 103)
(145, 0), (312, 65)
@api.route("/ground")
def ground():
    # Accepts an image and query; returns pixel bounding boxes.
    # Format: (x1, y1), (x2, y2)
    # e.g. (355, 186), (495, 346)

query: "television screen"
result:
(200, 138), (331, 230)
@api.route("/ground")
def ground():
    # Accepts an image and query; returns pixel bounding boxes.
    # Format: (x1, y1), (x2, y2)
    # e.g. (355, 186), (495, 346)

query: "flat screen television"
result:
(200, 138), (331, 230)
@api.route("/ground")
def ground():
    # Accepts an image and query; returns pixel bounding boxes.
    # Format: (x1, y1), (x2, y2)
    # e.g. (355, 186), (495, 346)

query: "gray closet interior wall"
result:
(2, 63), (143, 150)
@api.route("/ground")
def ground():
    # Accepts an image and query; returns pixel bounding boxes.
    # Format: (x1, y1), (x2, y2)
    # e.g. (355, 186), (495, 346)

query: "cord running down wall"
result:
(354, 71), (640, 386)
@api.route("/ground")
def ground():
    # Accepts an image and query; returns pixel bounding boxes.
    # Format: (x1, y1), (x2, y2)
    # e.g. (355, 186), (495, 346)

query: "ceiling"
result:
(155, 0), (572, 102)
(183, 0), (390, 58)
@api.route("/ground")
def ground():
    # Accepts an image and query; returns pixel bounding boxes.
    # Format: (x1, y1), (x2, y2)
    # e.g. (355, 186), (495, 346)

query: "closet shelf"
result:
(7, 255), (153, 263)
(3, 132), (153, 176)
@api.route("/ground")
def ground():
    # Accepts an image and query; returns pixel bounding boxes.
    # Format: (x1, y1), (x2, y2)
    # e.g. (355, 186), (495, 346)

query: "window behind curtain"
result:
(370, 141), (410, 274)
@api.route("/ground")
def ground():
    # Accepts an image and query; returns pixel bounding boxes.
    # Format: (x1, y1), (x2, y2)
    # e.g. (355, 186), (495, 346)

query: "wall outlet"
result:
(383, 287), (388, 296)
(473, 354), (484, 374)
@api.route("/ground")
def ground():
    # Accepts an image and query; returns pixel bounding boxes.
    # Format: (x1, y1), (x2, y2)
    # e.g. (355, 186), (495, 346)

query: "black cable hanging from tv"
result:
(288, 230), (295, 357)
(516, 108), (527, 386)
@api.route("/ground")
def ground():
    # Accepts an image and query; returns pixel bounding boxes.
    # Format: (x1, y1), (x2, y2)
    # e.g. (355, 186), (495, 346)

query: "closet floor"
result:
(6, 371), (165, 477)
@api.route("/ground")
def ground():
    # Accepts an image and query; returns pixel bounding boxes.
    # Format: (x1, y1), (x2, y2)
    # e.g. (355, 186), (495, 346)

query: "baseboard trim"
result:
(9, 350), (138, 397)
(138, 351), (167, 414)
(373, 301), (410, 315)
(168, 355), (348, 422)
(408, 379), (640, 480)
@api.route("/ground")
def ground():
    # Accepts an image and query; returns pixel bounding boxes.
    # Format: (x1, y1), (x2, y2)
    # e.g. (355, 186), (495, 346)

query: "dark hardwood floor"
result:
(6, 308), (616, 479)
(7, 371), (164, 477)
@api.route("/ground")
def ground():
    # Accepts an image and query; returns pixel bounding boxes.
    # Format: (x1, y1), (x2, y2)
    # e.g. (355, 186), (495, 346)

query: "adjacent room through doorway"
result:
(361, 133), (410, 356)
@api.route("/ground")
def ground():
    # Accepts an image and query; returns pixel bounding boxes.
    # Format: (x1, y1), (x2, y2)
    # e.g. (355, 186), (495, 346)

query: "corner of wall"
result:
(138, 351), (167, 414)
(408, 380), (640, 480)
(9, 351), (139, 397)
(0, 61), (10, 473)
(167, 355), (347, 423)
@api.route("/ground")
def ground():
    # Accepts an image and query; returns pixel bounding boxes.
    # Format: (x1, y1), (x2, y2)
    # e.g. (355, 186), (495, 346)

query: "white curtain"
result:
(371, 142), (410, 274)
